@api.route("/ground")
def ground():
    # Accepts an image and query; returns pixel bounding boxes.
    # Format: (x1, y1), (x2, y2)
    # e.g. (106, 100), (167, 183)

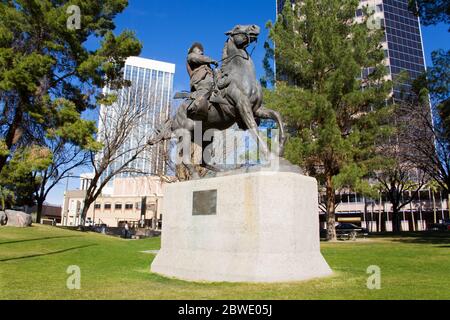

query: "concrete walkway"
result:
(140, 250), (159, 254)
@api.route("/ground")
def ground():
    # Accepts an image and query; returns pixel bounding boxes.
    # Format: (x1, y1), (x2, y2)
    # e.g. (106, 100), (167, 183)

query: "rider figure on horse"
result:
(186, 42), (218, 120)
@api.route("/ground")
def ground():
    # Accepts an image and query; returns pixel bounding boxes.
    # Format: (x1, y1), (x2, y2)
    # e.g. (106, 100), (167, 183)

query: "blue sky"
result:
(46, 0), (449, 205)
(113, 0), (276, 93)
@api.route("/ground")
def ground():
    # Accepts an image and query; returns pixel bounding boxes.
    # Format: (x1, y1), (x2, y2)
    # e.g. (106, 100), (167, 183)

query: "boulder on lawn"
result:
(5, 210), (32, 227)
(0, 211), (7, 226)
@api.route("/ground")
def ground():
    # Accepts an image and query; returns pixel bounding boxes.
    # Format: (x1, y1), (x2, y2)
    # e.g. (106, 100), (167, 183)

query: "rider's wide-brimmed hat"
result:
(188, 42), (204, 54)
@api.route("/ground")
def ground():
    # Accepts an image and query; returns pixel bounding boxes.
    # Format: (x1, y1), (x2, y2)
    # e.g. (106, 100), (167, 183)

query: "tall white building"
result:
(99, 57), (175, 182)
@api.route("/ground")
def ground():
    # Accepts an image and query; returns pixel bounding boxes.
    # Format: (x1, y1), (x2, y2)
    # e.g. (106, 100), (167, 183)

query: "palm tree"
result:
(426, 181), (441, 224)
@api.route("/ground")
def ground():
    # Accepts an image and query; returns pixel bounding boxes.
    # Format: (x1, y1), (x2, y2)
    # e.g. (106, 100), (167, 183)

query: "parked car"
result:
(429, 219), (450, 231)
(93, 224), (108, 233)
(320, 223), (369, 239)
(336, 223), (369, 239)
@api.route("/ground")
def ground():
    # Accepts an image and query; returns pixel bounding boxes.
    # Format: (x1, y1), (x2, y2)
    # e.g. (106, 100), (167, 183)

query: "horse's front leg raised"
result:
(236, 96), (270, 161)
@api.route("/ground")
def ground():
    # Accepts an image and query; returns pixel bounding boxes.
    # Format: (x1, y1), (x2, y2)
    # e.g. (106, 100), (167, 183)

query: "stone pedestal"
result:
(151, 171), (332, 282)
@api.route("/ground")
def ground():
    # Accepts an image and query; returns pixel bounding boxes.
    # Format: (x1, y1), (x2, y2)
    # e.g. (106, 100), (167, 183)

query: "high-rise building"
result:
(274, 1), (449, 231)
(99, 57), (175, 182)
(276, 0), (290, 14)
(276, 0), (427, 100)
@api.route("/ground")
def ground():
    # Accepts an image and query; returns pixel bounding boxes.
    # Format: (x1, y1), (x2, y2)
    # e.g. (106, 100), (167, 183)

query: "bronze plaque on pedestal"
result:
(193, 190), (217, 216)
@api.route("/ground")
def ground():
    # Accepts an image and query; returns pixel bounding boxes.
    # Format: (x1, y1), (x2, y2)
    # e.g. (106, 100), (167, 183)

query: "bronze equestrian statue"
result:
(186, 42), (218, 120)
(150, 24), (286, 174)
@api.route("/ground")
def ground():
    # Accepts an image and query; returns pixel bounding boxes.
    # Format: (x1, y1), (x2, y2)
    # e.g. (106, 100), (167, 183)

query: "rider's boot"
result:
(190, 95), (209, 120)
(210, 91), (229, 105)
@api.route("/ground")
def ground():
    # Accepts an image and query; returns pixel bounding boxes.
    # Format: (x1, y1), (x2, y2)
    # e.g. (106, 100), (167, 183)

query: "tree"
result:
(403, 48), (450, 211)
(427, 50), (450, 103)
(264, 0), (392, 240)
(413, 97), (449, 189)
(412, 5), (450, 213)
(409, 0), (450, 28)
(428, 50), (450, 143)
(397, 92), (450, 212)
(0, 1), (142, 199)
(79, 90), (160, 225)
(32, 140), (89, 223)
(0, 145), (53, 208)
(406, 0), (449, 218)
(260, 40), (275, 88)
(426, 180), (442, 224)
(374, 108), (429, 233)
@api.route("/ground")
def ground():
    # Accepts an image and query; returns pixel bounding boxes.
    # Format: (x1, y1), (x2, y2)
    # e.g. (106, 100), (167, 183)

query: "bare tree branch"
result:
(33, 140), (89, 222)
(374, 99), (432, 232)
(79, 88), (164, 224)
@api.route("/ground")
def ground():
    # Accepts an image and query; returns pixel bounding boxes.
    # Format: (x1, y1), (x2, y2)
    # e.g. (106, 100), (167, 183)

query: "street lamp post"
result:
(65, 172), (73, 192)
(152, 193), (158, 231)
(63, 172), (74, 226)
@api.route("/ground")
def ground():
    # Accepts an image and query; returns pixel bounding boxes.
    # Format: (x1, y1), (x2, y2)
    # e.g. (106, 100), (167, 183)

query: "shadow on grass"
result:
(369, 232), (450, 245)
(319, 232), (450, 245)
(0, 235), (81, 246)
(0, 244), (98, 262)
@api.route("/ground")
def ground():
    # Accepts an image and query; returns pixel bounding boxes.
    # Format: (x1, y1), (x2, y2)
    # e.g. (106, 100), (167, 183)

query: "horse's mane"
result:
(221, 38), (230, 62)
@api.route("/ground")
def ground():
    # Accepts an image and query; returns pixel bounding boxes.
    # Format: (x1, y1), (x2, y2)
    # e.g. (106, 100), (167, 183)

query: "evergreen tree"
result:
(0, 1), (142, 208)
(428, 50), (450, 140)
(264, 0), (392, 240)
(409, 0), (450, 28)
(0, 145), (52, 208)
(410, 0), (449, 137)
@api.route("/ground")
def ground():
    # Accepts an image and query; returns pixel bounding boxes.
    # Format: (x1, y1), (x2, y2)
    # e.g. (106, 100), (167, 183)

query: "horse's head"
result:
(225, 24), (260, 49)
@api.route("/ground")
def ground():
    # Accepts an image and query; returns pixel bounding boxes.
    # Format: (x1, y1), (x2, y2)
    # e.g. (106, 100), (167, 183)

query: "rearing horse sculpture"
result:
(152, 24), (286, 172)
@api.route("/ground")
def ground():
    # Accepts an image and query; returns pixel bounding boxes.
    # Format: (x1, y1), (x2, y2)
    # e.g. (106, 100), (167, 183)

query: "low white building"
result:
(62, 176), (166, 228)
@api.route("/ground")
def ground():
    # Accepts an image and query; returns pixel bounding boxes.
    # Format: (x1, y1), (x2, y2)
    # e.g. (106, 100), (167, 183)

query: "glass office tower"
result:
(381, 0), (426, 99)
(275, 1), (445, 229)
(276, 0), (427, 100)
(99, 57), (175, 180)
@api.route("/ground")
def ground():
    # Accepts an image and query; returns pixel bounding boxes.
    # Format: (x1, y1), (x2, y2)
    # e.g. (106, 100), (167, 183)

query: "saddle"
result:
(174, 70), (230, 103)
(174, 71), (234, 119)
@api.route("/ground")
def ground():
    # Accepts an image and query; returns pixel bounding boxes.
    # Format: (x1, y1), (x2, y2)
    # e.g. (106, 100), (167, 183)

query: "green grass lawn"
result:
(0, 225), (449, 300)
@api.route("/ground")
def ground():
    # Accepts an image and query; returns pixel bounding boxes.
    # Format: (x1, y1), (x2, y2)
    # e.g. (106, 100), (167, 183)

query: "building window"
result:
(94, 204), (101, 210)
(125, 203), (133, 210)
(104, 203), (111, 210)
(115, 203), (122, 210)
